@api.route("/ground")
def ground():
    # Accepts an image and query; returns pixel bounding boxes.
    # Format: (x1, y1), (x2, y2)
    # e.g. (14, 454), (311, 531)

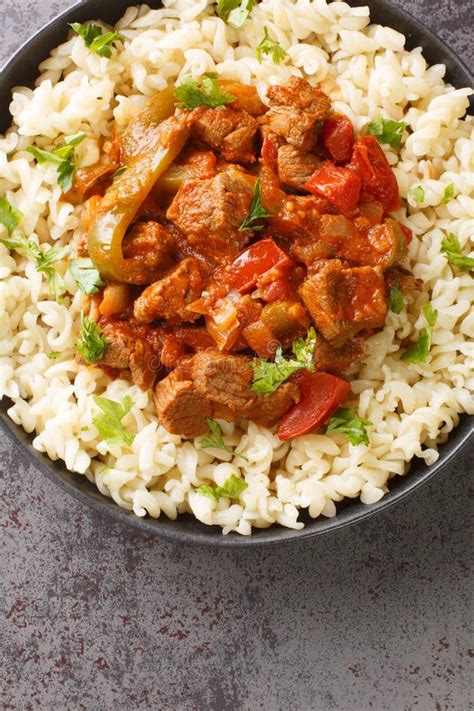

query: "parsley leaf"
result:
(216, 0), (256, 27)
(440, 233), (474, 272)
(239, 178), (273, 231)
(441, 183), (455, 204)
(389, 281), (405, 314)
(251, 328), (317, 394)
(0, 197), (23, 235)
(175, 73), (236, 110)
(325, 408), (372, 445)
(401, 302), (438, 364)
(70, 23), (122, 58)
(27, 133), (87, 192)
(47, 351), (61, 360)
(69, 258), (104, 295)
(199, 418), (234, 455)
(256, 27), (287, 64)
(0, 232), (68, 299)
(92, 395), (135, 447)
(76, 312), (107, 363)
(196, 474), (248, 501)
(367, 116), (407, 151)
(408, 185), (425, 203)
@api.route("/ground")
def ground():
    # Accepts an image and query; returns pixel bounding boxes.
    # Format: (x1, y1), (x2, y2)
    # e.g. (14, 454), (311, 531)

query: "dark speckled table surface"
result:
(1, 2), (473, 710)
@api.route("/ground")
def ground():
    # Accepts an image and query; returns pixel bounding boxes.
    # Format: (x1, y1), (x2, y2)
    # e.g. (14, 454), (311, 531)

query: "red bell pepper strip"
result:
(321, 114), (355, 163)
(349, 136), (401, 212)
(259, 276), (294, 302)
(278, 371), (351, 441)
(399, 222), (413, 244)
(305, 161), (361, 213)
(220, 238), (292, 294)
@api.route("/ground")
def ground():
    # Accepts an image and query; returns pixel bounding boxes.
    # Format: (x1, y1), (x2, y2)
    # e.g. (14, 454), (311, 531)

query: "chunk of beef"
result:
(192, 350), (255, 412)
(191, 350), (299, 428)
(314, 336), (364, 375)
(154, 369), (211, 437)
(191, 107), (259, 164)
(166, 168), (254, 263)
(133, 257), (205, 324)
(261, 77), (331, 151)
(299, 260), (387, 347)
(277, 144), (323, 191)
(122, 221), (175, 285)
(99, 321), (158, 390)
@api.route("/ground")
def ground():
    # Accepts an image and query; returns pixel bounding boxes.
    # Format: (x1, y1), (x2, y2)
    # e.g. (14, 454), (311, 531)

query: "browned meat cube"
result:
(314, 336), (364, 375)
(242, 381), (299, 426)
(154, 369), (211, 437)
(99, 321), (158, 391)
(192, 350), (255, 412)
(191, 350), (299, 428)
(166, 168), (254, 263)
(133, 257), (205, 324)
(299, 260), (387, 347)
(277, 144), (323, 191)
(191, 106), (259, 164)
(261, 77), (331, 151)
(122, 221), (175, 284)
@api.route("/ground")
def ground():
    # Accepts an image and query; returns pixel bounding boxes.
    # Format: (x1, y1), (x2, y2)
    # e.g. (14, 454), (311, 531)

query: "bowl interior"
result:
(0, 0), (472, 545)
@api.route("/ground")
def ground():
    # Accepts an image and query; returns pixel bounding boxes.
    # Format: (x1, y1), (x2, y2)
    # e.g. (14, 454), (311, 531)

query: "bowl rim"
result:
(0, 0), (473, 547)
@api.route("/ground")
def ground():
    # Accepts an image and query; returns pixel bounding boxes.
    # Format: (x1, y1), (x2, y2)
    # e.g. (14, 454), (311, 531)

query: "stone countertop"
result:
(1, 2), (472, 710)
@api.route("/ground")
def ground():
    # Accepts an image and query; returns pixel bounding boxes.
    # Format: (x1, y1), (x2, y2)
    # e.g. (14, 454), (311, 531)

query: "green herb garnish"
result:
(199, 418), (234, 455)
(256, 27), (287, 64)
(441, 183), (455, 205)
(70, 22), (122, 58)
(367, 116), (407, 151)
(389, 281), (405, 314)
(0, 231), (67, 300)
(251, 328), (317, 394)
(196, 474), (248, 501)
(325, 408), (372, 446)
(401, 302), (438, 364)
(69, 258), (104, 295)
(408, 185), (425, 204)
(440, 233), (474, 272)
(47, 351), (61, 360)
(175, 73), (236, 110)
(0, 197), (23, 236)
(239, 178), (274, 231)
(76, 312), (107, 363)
(216, 0), (256, 27)
(92, 395), (135, 447)
(27, 132), (87, 192)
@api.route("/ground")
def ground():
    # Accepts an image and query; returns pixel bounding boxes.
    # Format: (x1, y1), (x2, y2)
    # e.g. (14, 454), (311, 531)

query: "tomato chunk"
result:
(278, 371), (351, 440)
(220, 238), (292, 293)
(259, 276), (294, 302)
(398, 222), (413, 244)
(305, 161), (361, 213)
(321, 114), (354, 163)
(349, 136), (400, 213)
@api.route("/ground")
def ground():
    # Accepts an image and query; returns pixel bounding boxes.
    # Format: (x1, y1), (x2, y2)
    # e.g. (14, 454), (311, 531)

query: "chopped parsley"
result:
(440, 233), (474, 272)
(325, 408), (372, 446)
(389, 281), (405, 314)
(367, 116), (407, 151)
(196, 474), (248, 501)
(92, 395), (135, 447)
(76, 313), (107, 363)
(408, 185), (425, 204)
(175, 73), (236, 110)
(69, 258), (104, 295)
(0, 231), (67, 300)
(27, 132), (87, 192)
(199, 418), (234, 455)
(47, 351), (61, 360)
(401, 302), (438, 364)
(251, 328), (317, 394)
(239, 178), (274, 231)
(70, 23), (122, 58)
(216, 0), (256, 28)
(0, 197), (23, 235)
(256, 28), (287, 64)
(441, 183), (455, 205)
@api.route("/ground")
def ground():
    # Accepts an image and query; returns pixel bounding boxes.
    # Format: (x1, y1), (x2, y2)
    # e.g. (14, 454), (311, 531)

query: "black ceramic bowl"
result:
(0, 0), (472, 546)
